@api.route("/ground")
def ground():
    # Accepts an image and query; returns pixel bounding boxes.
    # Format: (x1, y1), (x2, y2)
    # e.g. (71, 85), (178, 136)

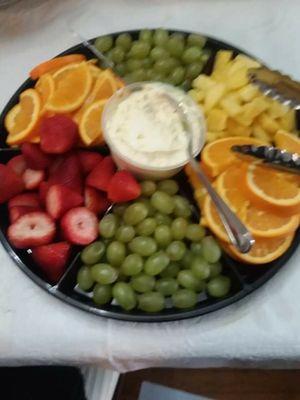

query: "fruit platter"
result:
(0, 29), (299, 322)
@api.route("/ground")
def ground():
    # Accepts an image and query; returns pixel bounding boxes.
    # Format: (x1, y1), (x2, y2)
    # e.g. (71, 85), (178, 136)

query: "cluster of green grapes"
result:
(77, 179), (231, 313)
(94, 29), (209, 89)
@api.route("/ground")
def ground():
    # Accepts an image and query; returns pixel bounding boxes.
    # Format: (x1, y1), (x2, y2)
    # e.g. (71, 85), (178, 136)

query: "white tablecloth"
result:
(1, 0), (300, 372)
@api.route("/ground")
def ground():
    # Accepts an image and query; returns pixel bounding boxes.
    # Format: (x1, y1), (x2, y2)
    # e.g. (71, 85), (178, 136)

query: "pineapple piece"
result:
(206, 131), (226, 143)
(237, 84), (260, 102)
(192, 74), (215, 91)
(267, 100), (289, 119)
(242, 97), (269, 120)
(207, 109), (228, 131)
(220, 94), (243, 117)
(227, 118), (252, 137)
(278, 109), (296, 131)
(257, 113), (280, 135)
(204, 83), (226, 112)
(252, 123), (272, 143)
(213, 50), (233, 73)
(234, 54), (261, 69)
(188, 89), (205, 103)
(226, 67), (249, 90)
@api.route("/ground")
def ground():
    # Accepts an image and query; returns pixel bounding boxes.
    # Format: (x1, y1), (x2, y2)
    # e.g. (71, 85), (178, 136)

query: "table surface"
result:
(1, 0), (300, 373)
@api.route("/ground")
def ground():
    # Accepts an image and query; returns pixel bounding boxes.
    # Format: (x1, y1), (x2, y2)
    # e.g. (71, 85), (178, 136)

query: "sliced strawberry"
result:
(84, 187), (111, 215)
(108, 170), (141, 203)
(23, 168), (45, 190)
(39, 181), (52, 204)
(9, 205), (41, 223)
(78, 151), (103, 175)
(32, 242), (71, 283)
(7, 155), (27, 176)
(61, 207), (98, 245)
(86, 156), (116, 191)
(48, 154), (83, 194)
(0, 164), (24, 204)
(21, 143), (52, 170)
(8, 211), (56, 249)
(8, 193), (40, 209)
(40, 115), (79, 154)
(46, 184), (83, 219)
(48, 155), (64, 176)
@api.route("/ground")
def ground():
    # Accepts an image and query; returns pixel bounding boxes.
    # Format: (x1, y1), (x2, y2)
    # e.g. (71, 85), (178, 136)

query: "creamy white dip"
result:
(104, 82), (205, 169)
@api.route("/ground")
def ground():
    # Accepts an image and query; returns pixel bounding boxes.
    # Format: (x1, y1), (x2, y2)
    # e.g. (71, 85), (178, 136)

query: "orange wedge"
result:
(274, 130), (300, 154)
(201, 136), (266, 177)
(89, 64), (103, 80)
(35, 73), (55, 111)
(5, 89), (41, 145)
(221, 234), (294, 264)
(45, 62), (92, 113)
(79, 99), (107, 146)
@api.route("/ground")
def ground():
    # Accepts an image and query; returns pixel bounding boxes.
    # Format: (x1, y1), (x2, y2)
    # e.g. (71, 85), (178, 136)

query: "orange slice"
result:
(79, 99), (107, 145)
(89, 64), (103, 80)
(243, 162), (300, 215)
(221, 234), (294, 264)
(45, 62), (92, 113)
(274, 130), (300, 154)
(5, 89), (41, 145)
(201, 136), (266, 177)
(35, 73), (55, 111)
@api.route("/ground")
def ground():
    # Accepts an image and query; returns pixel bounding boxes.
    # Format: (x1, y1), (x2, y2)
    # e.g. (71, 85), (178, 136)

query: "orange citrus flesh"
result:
(30, 54), (86, 80)
(35, 73), (55, 111)
(79, 99), (107, 146)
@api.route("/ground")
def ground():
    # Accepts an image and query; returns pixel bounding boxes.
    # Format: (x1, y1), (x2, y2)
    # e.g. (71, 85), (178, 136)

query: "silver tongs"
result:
(231, 144), (300, 175)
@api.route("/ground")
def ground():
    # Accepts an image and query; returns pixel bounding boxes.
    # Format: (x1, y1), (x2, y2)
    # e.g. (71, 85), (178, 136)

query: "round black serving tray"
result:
(0, 30), (299, 322)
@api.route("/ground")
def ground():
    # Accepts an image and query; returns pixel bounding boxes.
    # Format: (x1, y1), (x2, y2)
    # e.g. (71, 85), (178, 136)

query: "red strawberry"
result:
(39, 181), (52, 204)
(9, 205), (41, 223)
(7, 155), (27, 176)
(32, 242), (71, 283)
(61, 207), (98, 245)
(48, 154), (83, 194)
(8, 193), (40, 209)
(78, 151), (103, 175)
(84, 187), (111, 214)
(108, 170), (141, 202)
(46, 184), (83, 219)
(0, 164), (24, 204)
(23, 168), (45, 190)
(8, 211), (56, 249)
(86, 156), (116, 191)
(40, 115), (79, 154)
(21, 143), (52, 170)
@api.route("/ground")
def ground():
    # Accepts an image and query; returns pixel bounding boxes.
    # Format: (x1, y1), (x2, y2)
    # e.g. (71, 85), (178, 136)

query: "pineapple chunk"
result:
(234, 54), (261, 69)
(252, 123), (272, 143)
(237, 84), (260, 102)
(207, 109), (228, 131)
(213, 50), (233, 73)
(206, 131), (226, 143)
(257, 113), (280, 135)
(278, 109), (296, 131)
(192, 74), (215, 91)
(188, 89), (205, 103)
(220, 94), (242, 117)
(242, 97), (269, 120)
(204, 83), (226, 112)
(227, 118), (252, 137)
(226, 67), (249, 90)
(267, 100), (289, 119)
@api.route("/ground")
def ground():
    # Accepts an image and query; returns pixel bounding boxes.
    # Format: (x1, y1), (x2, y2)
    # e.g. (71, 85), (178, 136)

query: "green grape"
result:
(138, 291), (165, 312)
(93, 284), (112, 305)
(77, 266), (94, 291)
(113, 282), (137, 310)
(187, 33), (206, 48)
(147, 69), (164, 82)
(157, 179), (179, 195)
(139, 29), (153, 43)
(141, 58), (153, 69)
(137, 198), (155, 217)
(113, 203), (128, 217)
(115, 225), (135, 243)
(177, 269), (203, 291)
(153, 28), (169, 46)
(191, 256), (210, 280)
(209, 261), (222, 278)
(181, 250), (194, 268)
(173, 195), (192, 218)
(166, 37), (185, 57)
(171, 217), (188, 240)
(110, 47), (125, 63)
(99, 214), (119, 238)
(144, 251), (170, 276)
(155, 277), (178, 296)
(202, 236), (222, 263)
(141, 180), (157, 197)
(129, 42), (151, 59)
(207, 275), (231, 298)
(123, 74), (135, 84)
(124, 203), (148, 225)
(94, 36), (113, 52)
(115, 33), (132, 51)
(149, 46), (169, 61)
(154, 212), (172, 225)
(182, 46), (203, 64)
(190, 242), (203, 256)
(161, 262), (180, 279)
(185, 224), (205, 242)
(126, 59), (143, 72)
(180, 79), (192, 91)
(168, 66), (185, 85)
(129, 236), (157, 256)
(154, 58), (177, 75)
(106, 241), (126, 267)
(201, 49), (211, 63)
(154, 225), (172, 247)
(121, 254), (143, 276)
(151, 191), (175, 214)
(130, 273), (155, 293)
(172, 289), (197, 309)
(81, 241), (105, 265)
(131, 69), (147, 82)
(170, 32), (185, 42)
(186, 62), (204, 80)
(114, 62), (126, 76)
(136, 218), (157, 236)
(91, 263), (118, 285)
(166, 241), (186, 261)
